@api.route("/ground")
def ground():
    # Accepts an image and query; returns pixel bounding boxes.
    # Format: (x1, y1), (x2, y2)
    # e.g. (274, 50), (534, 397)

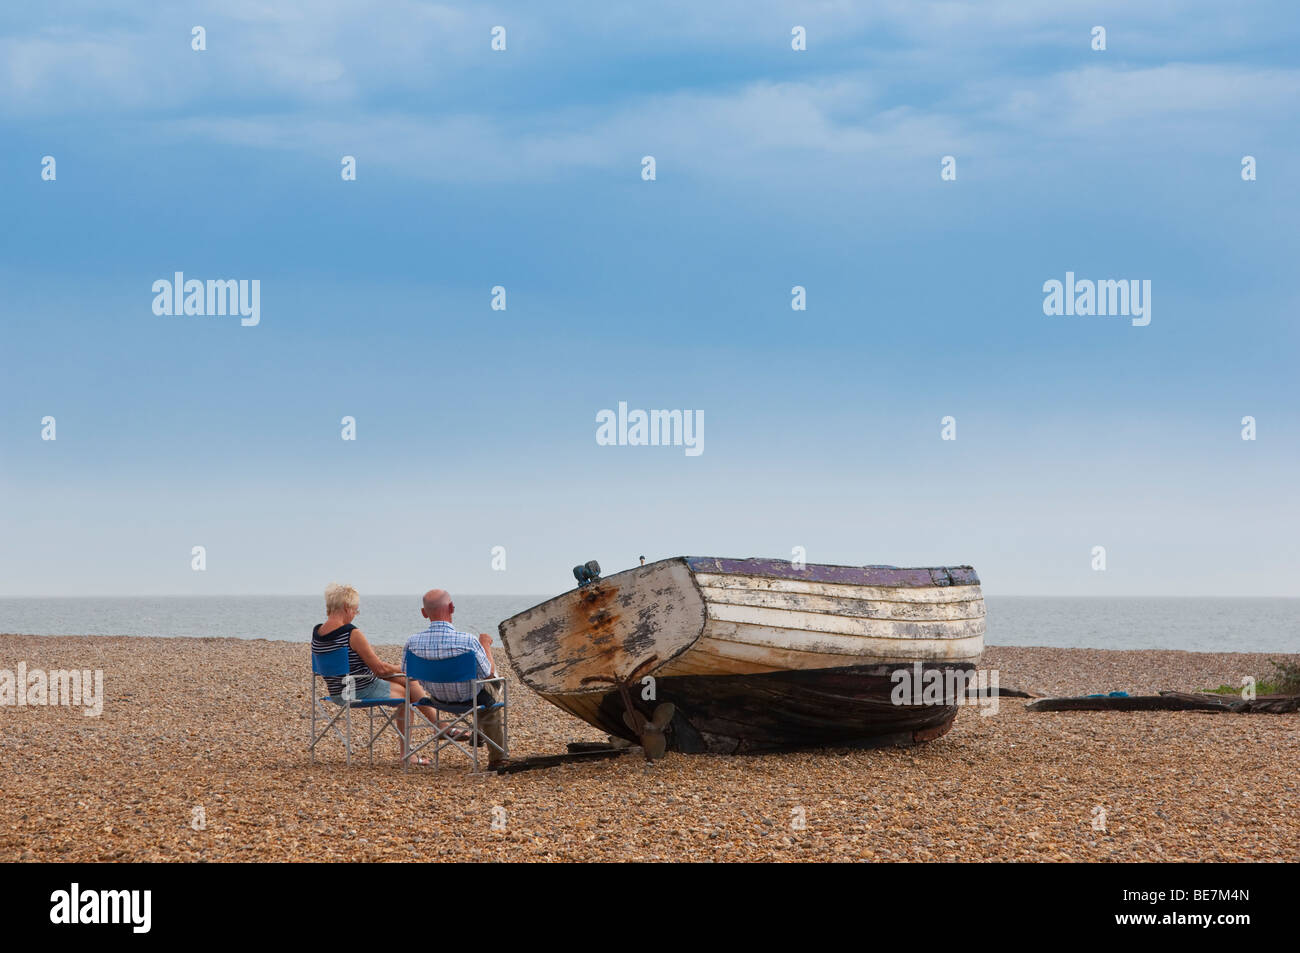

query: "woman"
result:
(311, 583), (459, 764)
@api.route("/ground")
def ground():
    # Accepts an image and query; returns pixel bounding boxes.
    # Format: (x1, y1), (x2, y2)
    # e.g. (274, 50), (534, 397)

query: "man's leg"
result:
(475, 684), (508, 764)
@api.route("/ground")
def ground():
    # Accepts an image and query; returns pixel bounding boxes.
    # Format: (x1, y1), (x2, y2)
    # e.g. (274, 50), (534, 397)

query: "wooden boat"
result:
(499, 556), (984, 754)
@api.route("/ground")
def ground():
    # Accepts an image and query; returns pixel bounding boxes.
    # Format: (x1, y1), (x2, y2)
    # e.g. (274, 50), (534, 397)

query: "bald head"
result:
(422, 589), (453, 621)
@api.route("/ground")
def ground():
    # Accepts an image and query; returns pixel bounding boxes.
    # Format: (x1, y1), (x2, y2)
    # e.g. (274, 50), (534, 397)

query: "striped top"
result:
(311, 623), (377, 696)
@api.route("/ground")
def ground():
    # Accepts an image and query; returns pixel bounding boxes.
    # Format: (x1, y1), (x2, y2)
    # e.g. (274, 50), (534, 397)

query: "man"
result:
(404, 589), (508, 768)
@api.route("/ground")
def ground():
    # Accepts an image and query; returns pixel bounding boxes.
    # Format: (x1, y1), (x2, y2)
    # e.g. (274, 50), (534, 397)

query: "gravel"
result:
(1, 635), (1296, 862)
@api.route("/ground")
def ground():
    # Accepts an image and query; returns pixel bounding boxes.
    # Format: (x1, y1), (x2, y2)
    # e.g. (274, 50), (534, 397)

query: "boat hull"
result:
(540, 661), (971, 753)
(500, 557), (984, 753)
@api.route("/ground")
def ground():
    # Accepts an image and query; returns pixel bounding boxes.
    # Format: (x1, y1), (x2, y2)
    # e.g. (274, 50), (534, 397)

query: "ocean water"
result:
(0, 595), (538, 645)
(0, 595), (1297, 653)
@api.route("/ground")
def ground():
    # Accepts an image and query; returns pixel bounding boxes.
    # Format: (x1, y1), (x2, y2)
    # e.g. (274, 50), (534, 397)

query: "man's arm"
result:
(477, 633), (497, 677)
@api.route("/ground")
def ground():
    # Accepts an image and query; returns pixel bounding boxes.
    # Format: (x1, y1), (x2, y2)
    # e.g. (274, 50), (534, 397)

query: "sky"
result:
(1, 1), (1297, 598)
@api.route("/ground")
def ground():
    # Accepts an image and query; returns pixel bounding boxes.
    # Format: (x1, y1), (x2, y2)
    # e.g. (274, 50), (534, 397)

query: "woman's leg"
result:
(387, 680), (409, 747)
(405, 679), (448, 728)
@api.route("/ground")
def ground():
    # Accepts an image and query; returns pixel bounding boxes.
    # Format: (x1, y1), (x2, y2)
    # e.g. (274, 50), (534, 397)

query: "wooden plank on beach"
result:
(1221, 693), (1300, 713)
(492, 747), (639, 775)
(1027, 694), (1232, 712)
(1026, 691), (1300, 714)
(566, 741), (630, 753)
(965, 685), (1034, 698)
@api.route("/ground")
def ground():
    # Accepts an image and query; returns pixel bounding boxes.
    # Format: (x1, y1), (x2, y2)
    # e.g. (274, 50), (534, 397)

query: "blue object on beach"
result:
(404, 649), (479, 685)
(402, 649), (508, 773)
(309, 646), (404, 767)
(1084, 691), (1131, 698)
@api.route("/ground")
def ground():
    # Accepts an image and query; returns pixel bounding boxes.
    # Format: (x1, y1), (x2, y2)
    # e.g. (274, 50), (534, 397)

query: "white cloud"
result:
(3, 1), (1296, 185)
(151, 75), (974, 186)
(0, 0), (474, 117)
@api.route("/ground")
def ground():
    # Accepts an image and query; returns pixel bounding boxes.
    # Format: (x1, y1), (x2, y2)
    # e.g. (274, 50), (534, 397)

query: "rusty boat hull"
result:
(499, 557), (985, 754)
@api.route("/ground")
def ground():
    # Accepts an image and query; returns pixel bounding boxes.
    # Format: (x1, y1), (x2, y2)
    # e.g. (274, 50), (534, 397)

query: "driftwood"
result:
(492, 745), (639, 775)
(1026, 691), (1300, 714)
(965, 685), (1034, 698)
(1218, 693), (1300, 714)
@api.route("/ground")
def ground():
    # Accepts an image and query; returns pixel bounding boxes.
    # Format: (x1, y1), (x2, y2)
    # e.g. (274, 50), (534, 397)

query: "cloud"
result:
(150, 75), (972, 186)
(0, 0), (474, 117)
(2, 0), (1297, 187)
(148, 55), (1298, 189)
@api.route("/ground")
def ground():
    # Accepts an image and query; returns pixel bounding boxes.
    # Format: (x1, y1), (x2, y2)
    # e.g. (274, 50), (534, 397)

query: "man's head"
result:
(421, 589), (454, 622)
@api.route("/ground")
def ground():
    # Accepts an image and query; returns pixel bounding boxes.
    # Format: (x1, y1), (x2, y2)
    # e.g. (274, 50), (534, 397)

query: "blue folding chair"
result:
(309, 647), (404, 765)
(401, 649), (508, 773)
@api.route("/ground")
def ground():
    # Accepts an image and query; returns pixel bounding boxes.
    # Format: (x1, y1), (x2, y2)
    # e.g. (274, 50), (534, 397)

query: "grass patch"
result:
(1204, 658), (1300, 696)
(1271, 658), (1300, 694)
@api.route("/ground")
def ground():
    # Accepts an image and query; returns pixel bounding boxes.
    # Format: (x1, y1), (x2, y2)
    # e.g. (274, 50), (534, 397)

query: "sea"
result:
(0, 595), (1297, 653)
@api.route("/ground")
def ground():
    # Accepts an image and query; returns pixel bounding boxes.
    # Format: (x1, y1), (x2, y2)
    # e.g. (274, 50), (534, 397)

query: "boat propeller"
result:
(581, 655), (675, 761)
(623, 702), (676, 760)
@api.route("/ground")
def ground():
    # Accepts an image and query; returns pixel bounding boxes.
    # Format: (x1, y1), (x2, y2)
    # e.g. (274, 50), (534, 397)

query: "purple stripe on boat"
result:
(685, 557), (979, 588)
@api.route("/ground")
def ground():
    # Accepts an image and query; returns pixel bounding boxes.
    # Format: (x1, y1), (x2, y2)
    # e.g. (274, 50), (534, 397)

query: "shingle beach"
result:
(2, 636), (1296, 862)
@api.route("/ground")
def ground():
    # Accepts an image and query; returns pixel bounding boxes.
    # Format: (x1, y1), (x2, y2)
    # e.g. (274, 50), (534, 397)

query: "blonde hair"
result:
(324, 583), (360, 615)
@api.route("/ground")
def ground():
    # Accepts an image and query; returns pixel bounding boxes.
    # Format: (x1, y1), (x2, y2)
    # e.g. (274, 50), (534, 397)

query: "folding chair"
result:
(309, 647), (404, 765)
(401, 649), (508, 773)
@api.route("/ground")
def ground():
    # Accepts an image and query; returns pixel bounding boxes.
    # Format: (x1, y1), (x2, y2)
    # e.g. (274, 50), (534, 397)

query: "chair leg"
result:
(309, 675), (316, 763)
(345, 706), (352, 766)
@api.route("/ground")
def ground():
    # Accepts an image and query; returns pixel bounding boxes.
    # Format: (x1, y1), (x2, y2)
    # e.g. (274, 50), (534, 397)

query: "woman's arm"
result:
(350, 628), (401, 678)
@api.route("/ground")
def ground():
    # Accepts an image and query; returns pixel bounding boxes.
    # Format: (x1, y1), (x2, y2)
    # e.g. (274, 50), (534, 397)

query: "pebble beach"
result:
(2, 635), (1296, 863)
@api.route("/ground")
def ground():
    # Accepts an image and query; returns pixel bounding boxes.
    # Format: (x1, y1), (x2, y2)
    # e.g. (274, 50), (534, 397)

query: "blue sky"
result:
(1, 1), (1297, 597)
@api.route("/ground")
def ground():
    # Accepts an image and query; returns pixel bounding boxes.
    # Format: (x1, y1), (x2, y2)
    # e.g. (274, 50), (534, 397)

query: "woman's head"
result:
(324, 582), (360, 619)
